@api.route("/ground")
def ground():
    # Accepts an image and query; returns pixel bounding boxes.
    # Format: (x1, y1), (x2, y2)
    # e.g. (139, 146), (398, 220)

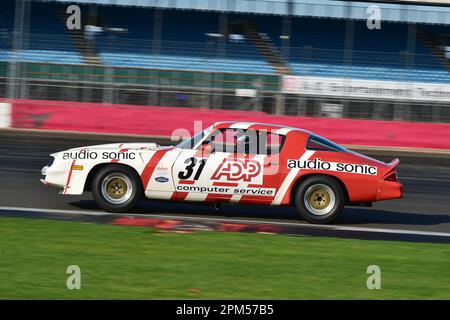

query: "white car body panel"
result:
(43, 142), (169, 195)
(144, 148), (182, 200)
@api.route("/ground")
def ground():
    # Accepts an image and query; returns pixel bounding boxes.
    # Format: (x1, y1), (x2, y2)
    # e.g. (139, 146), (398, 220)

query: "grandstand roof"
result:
(38, 0), (450, 25)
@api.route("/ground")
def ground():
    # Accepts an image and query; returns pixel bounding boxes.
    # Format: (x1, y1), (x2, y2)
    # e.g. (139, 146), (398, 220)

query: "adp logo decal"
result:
(212, 158), (262, 183)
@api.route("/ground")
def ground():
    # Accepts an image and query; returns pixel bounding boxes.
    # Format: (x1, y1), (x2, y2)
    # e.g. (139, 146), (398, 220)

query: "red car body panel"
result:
(209, 122), (403, 206)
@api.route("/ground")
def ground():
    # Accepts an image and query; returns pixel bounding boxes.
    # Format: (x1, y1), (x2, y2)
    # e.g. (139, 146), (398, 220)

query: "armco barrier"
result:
(2, 99), (450, 150)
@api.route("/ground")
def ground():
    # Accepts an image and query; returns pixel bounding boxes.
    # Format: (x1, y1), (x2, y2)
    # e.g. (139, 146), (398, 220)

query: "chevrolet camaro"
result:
(41, 122), (403, 224)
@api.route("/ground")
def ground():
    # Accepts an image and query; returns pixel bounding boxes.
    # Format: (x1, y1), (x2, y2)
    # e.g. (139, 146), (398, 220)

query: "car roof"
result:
(212, 121), (312, 136)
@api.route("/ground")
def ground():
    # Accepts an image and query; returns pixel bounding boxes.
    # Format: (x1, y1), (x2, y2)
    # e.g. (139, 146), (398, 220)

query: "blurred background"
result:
(1, 0), (450, 123)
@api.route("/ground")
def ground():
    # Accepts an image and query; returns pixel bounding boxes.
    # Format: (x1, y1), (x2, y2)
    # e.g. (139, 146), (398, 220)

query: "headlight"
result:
(41, 156), (55, 176)
(45, 156), (55, 167)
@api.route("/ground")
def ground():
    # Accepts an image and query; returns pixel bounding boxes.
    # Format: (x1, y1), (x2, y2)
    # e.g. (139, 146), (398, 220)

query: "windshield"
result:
(176, 125), (214, 149)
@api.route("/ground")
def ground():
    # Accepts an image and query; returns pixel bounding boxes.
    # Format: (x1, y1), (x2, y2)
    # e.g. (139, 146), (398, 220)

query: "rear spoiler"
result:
(383, 158), (400, 178)
(386, 158), (400, 169)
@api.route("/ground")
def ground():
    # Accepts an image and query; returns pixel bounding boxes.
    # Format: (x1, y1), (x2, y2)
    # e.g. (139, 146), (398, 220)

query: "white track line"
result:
(0, 206), (109, 216)
(1, 205), (450, 238)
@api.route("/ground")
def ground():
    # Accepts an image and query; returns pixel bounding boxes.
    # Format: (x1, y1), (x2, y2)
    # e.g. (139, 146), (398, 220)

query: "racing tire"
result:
(294, 176), (345, 224)
(92, 165), (143, 213)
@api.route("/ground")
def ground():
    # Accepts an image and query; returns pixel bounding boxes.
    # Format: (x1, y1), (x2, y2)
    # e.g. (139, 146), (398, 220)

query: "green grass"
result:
(0, 217), (449, 299)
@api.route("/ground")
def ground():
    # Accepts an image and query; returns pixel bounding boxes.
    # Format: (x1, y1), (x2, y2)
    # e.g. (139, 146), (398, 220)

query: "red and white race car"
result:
(41, 122), (403, 223)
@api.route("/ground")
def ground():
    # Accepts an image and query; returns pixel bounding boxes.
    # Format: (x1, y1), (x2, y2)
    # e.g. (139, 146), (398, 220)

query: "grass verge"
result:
(0, 217), (449, 299)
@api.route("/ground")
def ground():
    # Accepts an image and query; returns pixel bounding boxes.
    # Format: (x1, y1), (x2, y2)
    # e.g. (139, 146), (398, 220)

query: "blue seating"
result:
(0, 0), (449, 82)
(285, 19), (449, 82)
(0, 1), (81, 64)
(13, 50), (83, 64)
(100, 53), (273, 73)
(94, 7), (273, 74)
(290, 62), (450, 83)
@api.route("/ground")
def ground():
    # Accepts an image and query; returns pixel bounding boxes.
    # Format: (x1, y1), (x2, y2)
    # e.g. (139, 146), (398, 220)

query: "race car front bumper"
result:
(40, 155), (66, 190)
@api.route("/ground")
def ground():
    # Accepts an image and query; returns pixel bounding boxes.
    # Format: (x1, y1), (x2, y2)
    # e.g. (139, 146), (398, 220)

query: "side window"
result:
(306, 134), (346, 152)
(176, 125), (213, 149)
(200, 129), (285, 155)
(234, 130), (284, 155)
(235, 130), (258, 155)
(200, 129), (238, 154)
(258, 131), (284, 155)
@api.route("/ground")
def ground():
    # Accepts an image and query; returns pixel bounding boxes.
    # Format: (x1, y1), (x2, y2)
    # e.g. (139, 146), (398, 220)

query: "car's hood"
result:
(54, 143), (172, 156)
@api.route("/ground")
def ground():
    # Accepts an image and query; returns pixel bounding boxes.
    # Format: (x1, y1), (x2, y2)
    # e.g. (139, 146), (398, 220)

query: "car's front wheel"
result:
(294, 176), (345, 224)
(92, 165), (142, 212)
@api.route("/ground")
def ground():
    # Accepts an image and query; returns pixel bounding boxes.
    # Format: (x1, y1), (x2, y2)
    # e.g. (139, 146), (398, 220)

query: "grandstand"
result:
(1, 0), (450, 121)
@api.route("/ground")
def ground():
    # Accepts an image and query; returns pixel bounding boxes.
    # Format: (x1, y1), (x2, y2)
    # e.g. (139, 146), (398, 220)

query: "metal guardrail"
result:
(1, 69), (449, 123)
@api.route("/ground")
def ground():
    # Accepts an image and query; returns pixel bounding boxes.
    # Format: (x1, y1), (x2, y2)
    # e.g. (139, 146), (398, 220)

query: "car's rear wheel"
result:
(92, 165), (142, 212)
(294, 176), (344, 224)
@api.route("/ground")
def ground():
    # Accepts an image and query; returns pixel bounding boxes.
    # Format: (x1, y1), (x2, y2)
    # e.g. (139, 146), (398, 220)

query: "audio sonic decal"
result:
(287, 158), (378, 175)
(62, 151), (136, 160)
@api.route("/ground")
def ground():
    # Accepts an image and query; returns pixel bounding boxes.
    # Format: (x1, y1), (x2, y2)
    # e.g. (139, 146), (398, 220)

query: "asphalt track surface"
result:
(1, 129), (450, 242)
